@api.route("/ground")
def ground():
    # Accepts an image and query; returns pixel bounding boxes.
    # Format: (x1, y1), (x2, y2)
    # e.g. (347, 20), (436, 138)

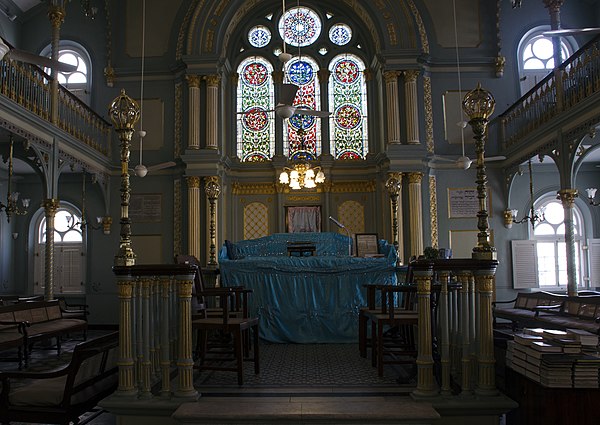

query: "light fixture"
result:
(80, 0), (98, 19)
(65, 172), (104, 233)
(586, 188), (600, 206)
(0, 135), (30, 223)
(507, 159), (546, 228)
(278, 129), (325, 190)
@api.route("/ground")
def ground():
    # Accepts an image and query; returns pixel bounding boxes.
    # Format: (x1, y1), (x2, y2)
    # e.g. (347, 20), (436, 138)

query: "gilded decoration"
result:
(415, 275), (432, 294)
(232, 182), (276, 195)
(403, 70), (419, 83)
(117, 280), (133, 298)
(329, 180), (377, 193)
(406, 0), (429, 53)
(557, 188), (578, 208)
(429, 175), (438, 249)
(407, 172), (423, 184)
(205, 75), (221, 87)
(475, 275), (495, 293)
(177, 280), (194, 298)
(287, 195), (320, 202)
(387, 23), (397, 46)
(384, 71), (400, 84)
(174, 179), (182, 256)
(185, 75), (201, 88)
(423, 76), (434, 153)
(176, 0), (198, 61)
(174, 82), (182, 158)
(186, 176), (201, 189)
(43, 198), (60, 214)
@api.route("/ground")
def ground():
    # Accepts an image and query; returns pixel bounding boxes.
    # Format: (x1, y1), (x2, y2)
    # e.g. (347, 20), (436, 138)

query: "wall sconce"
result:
(503, 209), (516, 229)
(100, 216), (112, 235)
(586, 188), (600, 206)
(12, 233), (18, 240)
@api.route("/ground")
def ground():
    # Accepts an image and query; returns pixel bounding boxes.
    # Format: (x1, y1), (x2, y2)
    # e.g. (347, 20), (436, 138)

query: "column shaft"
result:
(475, 271), (498, 396)
(43, 199), (59, 300)
(404, 70), (420, 145)
(384, 71), (401, 145)
(174, 275), (198, 399)
(206, 75), (220, 150)
(407, 172), (424, 258)
(186, 75), (201, 149)
(187, 176), (201, 260)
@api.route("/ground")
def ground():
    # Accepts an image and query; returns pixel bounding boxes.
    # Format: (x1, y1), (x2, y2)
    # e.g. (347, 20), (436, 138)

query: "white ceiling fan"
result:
(429, 0), (505, 171)
(275, 83), (330, 119)
(131, 0), (175, 178)
(0, 37), (77, 73)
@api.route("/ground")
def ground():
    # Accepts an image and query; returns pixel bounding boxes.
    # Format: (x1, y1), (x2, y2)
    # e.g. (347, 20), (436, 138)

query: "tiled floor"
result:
(1, 332), (417, 424)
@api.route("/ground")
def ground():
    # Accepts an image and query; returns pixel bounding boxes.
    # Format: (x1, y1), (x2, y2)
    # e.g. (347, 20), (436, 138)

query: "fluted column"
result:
(47, 4), (64, 125)
(438, 270), (452, 396)
(407, 172), (424, 258)
(204, 176), (221, 265)
(206, 75), (220, 150)
(403, 70), (420, 145)
(187, 176), (201, 260)
(43, 198), (59, 300)
(384, 71), (401, 145)
(174, 274), (198, 399)
(458, 271), (474, 396)
(412, 265), (438, 397)
(474, 268), (498, 396)
(159, 276), (172, 398)
(558, 188), (578, 296)
(385, 172), (403, 263)
(116, 274), (137, 396)
(186, 75), (201, 149)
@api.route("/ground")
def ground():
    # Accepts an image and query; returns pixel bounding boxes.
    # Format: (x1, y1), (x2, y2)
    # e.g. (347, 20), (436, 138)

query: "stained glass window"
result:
(236, 57), (275, 162)
(279, 7), (322, 47)
(248, 25), (272, 48)
(283, 56), (321, 159)
(328, 54), (368, 159)
(329, 23), (352, 46)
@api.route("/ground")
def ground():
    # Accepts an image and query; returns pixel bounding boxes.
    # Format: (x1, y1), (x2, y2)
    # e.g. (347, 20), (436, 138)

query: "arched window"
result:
(41, 42), (92, 105)
(532, 196), (583, 287)
(236, 56), (275, 162)
(328, 53), (368, 159)
(33, 205), (86, 295)
(517, 29), (575, 95)
(234, 5), (369, 162)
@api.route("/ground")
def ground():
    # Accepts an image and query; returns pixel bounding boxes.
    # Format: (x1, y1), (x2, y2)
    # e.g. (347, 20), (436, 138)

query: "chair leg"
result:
(359, 313), (367, 358)
(371, 319), (377, 367)
(377, 321), (385, 377)
(253, 324), (260, 375)
(233, 328), (243, 385)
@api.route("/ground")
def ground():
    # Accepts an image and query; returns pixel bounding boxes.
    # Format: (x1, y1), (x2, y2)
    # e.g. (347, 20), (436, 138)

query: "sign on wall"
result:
(448, 187), (491, 218)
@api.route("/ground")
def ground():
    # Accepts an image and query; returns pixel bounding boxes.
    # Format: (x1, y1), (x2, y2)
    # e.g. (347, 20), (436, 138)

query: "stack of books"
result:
(566, 328), (599, 351)
(573, 355), (600, 388)
(540, 355), (575, 388)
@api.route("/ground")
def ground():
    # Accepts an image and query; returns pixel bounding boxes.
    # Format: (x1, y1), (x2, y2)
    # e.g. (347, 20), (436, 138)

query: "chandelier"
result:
(586, 188), (600, 206)
(0, 135), (30, 223)
(504, 158), (545, 228)
(278, 129), (325, 190)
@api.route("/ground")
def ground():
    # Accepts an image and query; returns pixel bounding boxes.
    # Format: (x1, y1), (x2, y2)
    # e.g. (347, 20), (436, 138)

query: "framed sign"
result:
(448, 187), (491, 218)
(355, 233), (379, 257)
(130, 193), (162, 222)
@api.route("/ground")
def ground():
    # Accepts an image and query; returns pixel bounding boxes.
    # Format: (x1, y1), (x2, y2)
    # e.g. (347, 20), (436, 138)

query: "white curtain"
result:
(287, 206), (321, 233)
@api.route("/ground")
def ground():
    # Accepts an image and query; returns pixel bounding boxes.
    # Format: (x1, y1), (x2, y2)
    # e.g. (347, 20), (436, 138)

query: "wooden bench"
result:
(493, 291), (600, 335)
(0, 320), (27, 369)
(0, 331), (119, 425)
(0, 300), (88, 363)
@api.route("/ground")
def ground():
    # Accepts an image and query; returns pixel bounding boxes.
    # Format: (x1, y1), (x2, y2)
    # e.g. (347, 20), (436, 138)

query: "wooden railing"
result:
(0, 59), (111, 156)
(496, 35), (600, 150)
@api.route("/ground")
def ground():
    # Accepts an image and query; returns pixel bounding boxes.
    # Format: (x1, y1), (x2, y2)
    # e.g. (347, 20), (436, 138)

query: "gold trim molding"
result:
(429, 175), (438, 249)
(423, 75), (434, 153)
(329, 180), (377, 193)
(232, 182), (276, 195)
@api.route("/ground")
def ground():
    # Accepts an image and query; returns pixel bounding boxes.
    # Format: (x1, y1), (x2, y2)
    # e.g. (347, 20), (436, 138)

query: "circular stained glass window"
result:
(333, 59), (360, 84)
(329, 23), (352, 46)
(242, 107), (269, 132)
(242, 62), (269, 86)
(335, 104), (361, 129)
(248, 25), (272, 48)
(288, 60), (314, 85)
(279, 7), (322, 47)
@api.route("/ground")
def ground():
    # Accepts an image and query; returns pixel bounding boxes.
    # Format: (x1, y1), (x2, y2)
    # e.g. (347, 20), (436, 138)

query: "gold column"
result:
(116, 274), (137, 396)
(187, 176), (201, 260)
(403, 70), (420, 145)
(204, 176), (221, 265)
(384, 71), (401, 144)
(474, 269), (498, 396)
(43, 198), (59, 300)
(462, 84), (496, 260)
(458, 271), (474, 396)
(407, 172), (424, 258)
(385, 172), (403, 263)
(159, 276), (172, 398)
(438, 270), (452, 396)
(186, 75), (201, 149)
(109, 89), (141, 266)
(47, 4), (65, 125)
(139, 277), (152, 399)
(558, 188), (578, 296)
(174, 274), (198, 399)
(206, 75), (220, 150)
(429, 175), (438, 249)
(412, 267), (438, 397)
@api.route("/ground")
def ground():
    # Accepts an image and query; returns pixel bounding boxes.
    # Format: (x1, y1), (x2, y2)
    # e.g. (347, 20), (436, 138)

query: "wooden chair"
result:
(364, 284), (418, 377)
(358, 283), (388, 358)
(192, 288), (259, 385)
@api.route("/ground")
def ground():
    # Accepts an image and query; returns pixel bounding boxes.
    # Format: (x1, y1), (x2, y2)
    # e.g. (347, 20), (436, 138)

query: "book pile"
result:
(542, 329), (582, 354)
(539, 355), (575, 388)
(566, 328), (599, 351)
(573, 355), (600, 388)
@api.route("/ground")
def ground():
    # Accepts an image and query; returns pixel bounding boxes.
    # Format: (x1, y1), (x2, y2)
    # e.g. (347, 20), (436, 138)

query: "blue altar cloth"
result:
(219, 233), (398, 343)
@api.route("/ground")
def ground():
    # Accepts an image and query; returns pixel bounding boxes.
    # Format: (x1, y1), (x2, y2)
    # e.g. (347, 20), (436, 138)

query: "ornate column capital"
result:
(43, 198), (60, 214)
(48, 5), (65, 28)
(542, 0), (564, 13)
(384, 71), (401, 83)
(186, 176), (201, 189)
(557, 188), (578, 208)
(403, 70), (420, 83)
(407, 172), (423, 184)
(185, 74), (201, 88)
(205, 74), (220, 87)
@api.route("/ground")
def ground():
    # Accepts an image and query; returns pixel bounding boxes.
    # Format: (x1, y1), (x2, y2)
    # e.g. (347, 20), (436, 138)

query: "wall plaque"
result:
(448, 188), (491, 218)
(130, 193), (162, 222)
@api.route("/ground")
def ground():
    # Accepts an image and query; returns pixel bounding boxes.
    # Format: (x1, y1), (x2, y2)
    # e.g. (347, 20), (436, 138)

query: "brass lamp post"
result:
(462, 83), (496, 260)
(385, 173), (402, 253)
(109, 89), (140, 266)
(204, 176), (221, 265)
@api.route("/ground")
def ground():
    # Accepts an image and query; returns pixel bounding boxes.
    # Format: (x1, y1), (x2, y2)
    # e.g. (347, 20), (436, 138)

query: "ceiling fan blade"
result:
(6, 49), (77, 72)
(543, 28), (600, 37)
(484, 155), (506, 162)
(146, 161), (176, 173)
(279, 84), (299, 105)
(429, 155), (456, 163)
(294, 108), (331, 117)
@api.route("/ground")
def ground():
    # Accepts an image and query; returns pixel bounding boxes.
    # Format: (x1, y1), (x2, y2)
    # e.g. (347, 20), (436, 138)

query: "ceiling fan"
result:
(543, 27), (600, 37)
(131, 0), (175, 178)
(0, 37), (76, 73)
(275, 83), (330, 119)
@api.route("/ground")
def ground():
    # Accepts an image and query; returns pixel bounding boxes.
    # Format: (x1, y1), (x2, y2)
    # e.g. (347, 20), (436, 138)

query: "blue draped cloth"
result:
(219, 233), (398, 343)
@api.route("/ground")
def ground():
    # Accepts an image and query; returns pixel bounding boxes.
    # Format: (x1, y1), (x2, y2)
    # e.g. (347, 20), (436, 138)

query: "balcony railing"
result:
(497, 35), (600, 150)
(0, 59), (111, 156)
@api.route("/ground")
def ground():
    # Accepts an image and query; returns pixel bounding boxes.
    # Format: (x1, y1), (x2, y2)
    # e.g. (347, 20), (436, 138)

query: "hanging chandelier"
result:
(0, 135), (30, 223)
(504, 158), (545, 228)
(278, 129), (325, 190)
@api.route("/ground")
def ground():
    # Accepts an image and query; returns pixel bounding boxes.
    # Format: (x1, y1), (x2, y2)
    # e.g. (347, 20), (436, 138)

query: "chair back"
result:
(175, 254), (207, 310)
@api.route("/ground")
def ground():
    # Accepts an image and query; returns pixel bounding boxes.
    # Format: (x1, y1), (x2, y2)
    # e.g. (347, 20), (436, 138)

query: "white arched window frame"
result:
(517, 27), (576, 96)
(33, 205), (86, 295)
(40, 42), (92, 105)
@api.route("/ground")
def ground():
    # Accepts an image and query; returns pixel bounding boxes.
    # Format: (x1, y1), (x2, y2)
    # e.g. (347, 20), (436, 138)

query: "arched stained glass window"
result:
(284, 55), (321, 159)
(328, 54), (368, 159)
(279, 6), (322, 47)
(248, 25), (272, 48)
(236, 56), (275, 162)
